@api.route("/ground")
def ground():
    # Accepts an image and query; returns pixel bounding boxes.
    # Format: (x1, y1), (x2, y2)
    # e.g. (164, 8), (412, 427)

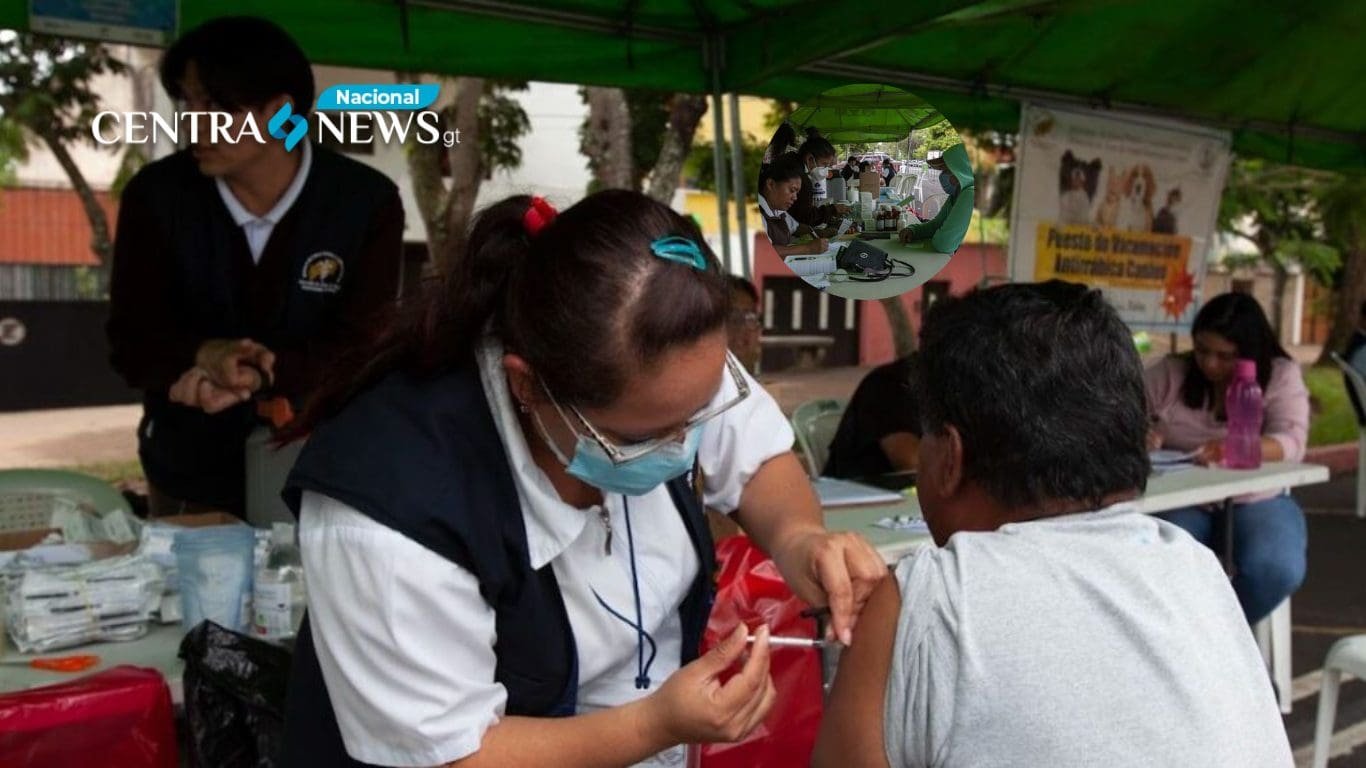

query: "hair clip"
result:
(523, 196), (558, 237)
(650, 236), (707, 271)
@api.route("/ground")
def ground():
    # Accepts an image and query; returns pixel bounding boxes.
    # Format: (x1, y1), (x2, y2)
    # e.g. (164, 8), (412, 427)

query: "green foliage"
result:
(0, 118), (25, 187)
(683, 137), (766, 194)
(910, 121), (960, 159)
(72, 266), (104, 299)
(763, 100), (795, 134)
(110, 145), (147, 199)
(1317, 174), (1366, 257)
(478, 81), (531, 176)
(1304, 364), (1356, 446)
(1218, 158), (1339, 285)
(0, 31), (127, 146)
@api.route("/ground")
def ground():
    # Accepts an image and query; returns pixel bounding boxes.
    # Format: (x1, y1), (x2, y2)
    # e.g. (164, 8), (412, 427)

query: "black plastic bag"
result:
(179, 621), (292, 768)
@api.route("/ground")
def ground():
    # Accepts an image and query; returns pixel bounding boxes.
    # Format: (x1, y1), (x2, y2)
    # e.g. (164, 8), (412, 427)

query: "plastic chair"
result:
(0, 469), (132, 532)
(1310, 634), (1366, 768)
(791, 399), (846, 478)
(1329, 352), (1366, 518)
(1253, 599), (1293, 714)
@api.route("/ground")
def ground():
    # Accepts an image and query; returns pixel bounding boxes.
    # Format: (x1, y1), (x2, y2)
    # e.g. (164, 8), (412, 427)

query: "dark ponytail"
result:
(768, 122), (797, 157)
(284, 190), (731, 439)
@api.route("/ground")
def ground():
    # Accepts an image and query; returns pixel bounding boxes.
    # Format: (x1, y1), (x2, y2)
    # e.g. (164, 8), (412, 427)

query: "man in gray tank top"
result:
(813, 280), (1292, 768)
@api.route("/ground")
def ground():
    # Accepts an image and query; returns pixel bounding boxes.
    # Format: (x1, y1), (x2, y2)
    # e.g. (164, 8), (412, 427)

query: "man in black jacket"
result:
(108, 17), (404, 516)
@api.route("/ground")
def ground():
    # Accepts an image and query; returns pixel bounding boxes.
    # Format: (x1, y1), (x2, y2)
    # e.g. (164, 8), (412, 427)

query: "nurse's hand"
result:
(780, 530), (886, 647)
(644, 623), (775, 744)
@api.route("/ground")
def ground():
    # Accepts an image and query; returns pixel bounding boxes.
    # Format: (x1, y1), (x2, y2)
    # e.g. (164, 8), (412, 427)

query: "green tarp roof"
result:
(787, 84), (946, 144)
(3, 0), (1362, 170)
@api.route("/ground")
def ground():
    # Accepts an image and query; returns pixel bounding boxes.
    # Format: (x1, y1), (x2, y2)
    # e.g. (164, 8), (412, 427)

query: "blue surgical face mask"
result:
(533, 410), (702, 497)
(940, 170), (959, 197)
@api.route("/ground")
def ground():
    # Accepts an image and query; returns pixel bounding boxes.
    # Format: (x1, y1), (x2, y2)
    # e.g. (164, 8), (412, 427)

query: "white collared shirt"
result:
(757, 193), (799, 235)
(298, 338), (794, 766)
(215, 140), (313, 264)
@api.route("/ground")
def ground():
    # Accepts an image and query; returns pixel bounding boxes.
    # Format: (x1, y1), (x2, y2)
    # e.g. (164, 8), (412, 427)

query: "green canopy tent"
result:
(4, 0), (1364, 270)
(787, 84), (946, 145)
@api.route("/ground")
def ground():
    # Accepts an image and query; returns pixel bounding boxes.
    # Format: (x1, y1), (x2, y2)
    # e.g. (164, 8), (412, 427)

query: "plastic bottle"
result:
(252, 522), (306, 642)
(1223, 358), (1264, 469)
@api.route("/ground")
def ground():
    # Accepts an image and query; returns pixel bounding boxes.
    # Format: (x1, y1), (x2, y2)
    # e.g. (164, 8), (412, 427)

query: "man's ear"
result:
(940, 424), (966, 497)
(503, 353), (541, 409)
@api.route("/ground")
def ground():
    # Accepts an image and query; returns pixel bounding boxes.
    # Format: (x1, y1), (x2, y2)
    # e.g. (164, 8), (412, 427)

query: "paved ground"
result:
(0, 404), (141, 468)
(1286, 477), (1366, 767)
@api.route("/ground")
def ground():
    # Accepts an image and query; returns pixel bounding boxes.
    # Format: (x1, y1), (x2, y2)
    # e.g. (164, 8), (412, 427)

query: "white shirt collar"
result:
(757, 194), (779, 218)
(215, 139), (313, 227)
(476, 336), (592, 569)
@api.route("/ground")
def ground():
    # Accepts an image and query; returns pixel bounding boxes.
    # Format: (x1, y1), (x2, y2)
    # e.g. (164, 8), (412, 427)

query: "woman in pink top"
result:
(1145, 292), (1309, 624)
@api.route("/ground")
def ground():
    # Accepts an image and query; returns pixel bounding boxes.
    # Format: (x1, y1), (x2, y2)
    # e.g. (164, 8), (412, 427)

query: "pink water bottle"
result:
(1223, 358), (1263, 469)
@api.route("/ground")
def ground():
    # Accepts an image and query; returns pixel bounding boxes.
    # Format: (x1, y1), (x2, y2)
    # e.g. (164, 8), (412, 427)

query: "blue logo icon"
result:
(268, 104), (307, 151)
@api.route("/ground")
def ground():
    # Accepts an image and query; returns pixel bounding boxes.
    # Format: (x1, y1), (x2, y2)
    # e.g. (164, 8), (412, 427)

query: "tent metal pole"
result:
(709, 39), (732, 273)
(728, 92), (750, 279)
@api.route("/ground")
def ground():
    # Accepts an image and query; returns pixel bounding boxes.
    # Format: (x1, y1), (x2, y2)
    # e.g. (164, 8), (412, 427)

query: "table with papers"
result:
(822, 461), (1331, 564)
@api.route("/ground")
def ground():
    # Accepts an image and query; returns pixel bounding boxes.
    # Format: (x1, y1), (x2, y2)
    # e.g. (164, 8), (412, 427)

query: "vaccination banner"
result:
(1009, 103), (1231, 331)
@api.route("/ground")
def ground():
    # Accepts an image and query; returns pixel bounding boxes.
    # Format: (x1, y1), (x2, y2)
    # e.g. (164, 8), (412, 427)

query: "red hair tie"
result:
(523, 196), (558, 237)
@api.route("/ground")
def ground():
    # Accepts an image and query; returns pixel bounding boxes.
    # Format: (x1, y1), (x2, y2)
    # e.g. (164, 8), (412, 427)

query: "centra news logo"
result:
(92, 84), (460, 150)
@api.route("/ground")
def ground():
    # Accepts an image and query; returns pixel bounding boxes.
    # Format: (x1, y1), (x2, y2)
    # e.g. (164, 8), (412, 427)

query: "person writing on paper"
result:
(813, 281), (1293, 768)
(771, 124), (849, 228)
(822, 355), (921, 479)
(1145, 292), (1309, 623)
(279, 191), (887, 767)
(759, 155), (832, 257)
(897, 143), (975, 255)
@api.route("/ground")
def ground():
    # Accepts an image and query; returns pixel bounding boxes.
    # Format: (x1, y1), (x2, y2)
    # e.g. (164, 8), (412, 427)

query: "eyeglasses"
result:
(728, 310), (761, 329)
(542, 353), (751, 466)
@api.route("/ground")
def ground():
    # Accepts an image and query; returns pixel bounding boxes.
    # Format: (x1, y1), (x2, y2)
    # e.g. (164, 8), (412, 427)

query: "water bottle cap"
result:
(1235, 359), (1257, 380)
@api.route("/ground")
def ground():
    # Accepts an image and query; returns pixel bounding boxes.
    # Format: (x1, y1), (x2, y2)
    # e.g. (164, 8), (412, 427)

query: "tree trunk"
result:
(646, 94), (708, 204)
(880, 296), (917, 356)
(583, 87), (633, 190)
(1269, 263), (1289, 344)
(41, 131), (112, 295)
(436, 77), (486, 274)
(1321, 242), (1366, 362)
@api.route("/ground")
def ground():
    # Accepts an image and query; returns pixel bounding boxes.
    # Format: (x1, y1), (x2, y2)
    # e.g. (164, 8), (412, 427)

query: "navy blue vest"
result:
(280, 363), (716, 767)
(131, 148), (396, 508)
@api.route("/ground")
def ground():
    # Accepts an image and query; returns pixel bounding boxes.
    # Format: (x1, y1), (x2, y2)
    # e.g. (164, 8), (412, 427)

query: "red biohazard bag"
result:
(699, 535), (823, 768)
(0, 665), (178, 768)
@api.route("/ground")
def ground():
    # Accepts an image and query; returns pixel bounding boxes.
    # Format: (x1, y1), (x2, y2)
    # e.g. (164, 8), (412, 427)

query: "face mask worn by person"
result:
(529, 235), (735, 497)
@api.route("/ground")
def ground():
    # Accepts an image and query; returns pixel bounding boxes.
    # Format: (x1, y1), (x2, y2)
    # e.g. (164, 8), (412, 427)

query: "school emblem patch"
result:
(299, 252), (344, 294)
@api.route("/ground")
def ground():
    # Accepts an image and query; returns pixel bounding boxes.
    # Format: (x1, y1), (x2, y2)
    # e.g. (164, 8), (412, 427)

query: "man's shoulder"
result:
(309, 146), (398, 199)
(122, 150), (204, 199)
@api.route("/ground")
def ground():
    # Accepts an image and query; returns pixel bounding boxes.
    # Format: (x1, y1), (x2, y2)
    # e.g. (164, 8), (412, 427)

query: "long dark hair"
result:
(1179, 292), (1290, 411)
(796, 127), (836, 166)
(284, 190), (731, 439)
(758, 152), (805, 189)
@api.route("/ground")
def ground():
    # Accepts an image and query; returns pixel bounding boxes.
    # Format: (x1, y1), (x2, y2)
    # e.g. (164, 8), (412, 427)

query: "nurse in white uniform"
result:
(279, 190), (887, 767)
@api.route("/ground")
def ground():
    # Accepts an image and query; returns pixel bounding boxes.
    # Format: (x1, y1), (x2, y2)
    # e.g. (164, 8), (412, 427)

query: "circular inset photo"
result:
(758, 84), (971, 301)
